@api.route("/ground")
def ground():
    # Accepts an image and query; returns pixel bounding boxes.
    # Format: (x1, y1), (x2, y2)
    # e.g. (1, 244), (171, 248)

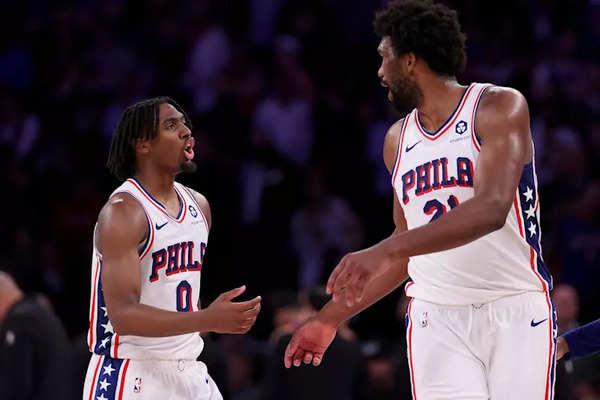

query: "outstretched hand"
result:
(284, 317), (337, 368)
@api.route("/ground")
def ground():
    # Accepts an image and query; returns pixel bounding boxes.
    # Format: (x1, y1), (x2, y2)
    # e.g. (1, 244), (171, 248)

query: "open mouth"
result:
(183, 138), (195, 161)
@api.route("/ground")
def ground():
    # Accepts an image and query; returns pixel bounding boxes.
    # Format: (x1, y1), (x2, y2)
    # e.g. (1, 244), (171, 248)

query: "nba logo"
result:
(419, 312), (429, 327)
(134, 377), (142, 393)
(188, 205), (198, 218)
(455, 120), (467, 134)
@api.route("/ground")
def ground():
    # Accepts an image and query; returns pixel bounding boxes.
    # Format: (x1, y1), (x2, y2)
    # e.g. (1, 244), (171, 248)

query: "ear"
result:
(406, 52), (417, 73)
(135, 138), (151, 155)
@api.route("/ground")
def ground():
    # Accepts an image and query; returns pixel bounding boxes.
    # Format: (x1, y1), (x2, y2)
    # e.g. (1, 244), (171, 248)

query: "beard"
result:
(387, 74), (422, 113)
(180, 160), (198, 174)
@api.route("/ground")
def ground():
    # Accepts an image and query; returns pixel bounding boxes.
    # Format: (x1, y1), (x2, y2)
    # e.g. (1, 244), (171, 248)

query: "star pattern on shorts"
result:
(103, 363), (115, 377)
(99, 378), (111, 391)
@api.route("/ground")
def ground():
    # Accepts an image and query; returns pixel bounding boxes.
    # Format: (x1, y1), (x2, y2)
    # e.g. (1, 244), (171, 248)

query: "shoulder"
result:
(476, 86), (530, 135)
(184, 187), (212, 231)
(383, 118), (407, 173)
(96, 193), (148, 251)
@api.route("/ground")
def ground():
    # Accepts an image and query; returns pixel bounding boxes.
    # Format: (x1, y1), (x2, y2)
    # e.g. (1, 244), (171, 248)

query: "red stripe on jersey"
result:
(470, 84), (491, 152)
(415, 84), (476, 141)
(127, 179), (187, 223)
(181, 185), (210, 233)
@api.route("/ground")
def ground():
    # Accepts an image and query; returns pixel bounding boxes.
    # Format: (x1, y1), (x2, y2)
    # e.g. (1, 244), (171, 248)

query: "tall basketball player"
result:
(285, 1), (556, 399)
(83, 97), (261, 400)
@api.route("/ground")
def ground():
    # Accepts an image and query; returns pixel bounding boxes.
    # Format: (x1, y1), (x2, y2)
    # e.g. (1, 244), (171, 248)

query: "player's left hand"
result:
(556, 336), (569, 360)
(326, 243), (391, 307)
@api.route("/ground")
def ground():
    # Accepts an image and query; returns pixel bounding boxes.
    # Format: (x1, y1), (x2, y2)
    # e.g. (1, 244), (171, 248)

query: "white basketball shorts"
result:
(405, 291), (556, 400)
(83, 354), (223, 400)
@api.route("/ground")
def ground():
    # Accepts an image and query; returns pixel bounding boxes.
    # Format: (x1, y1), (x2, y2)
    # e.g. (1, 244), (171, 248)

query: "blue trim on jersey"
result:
(417, 84), (472, 136)
(130, 177), (184, 219)
(517, 162), (552, 290)
(92, 356), (124, 400)
(472, 85), (491, 147)
(93, 260), (116, 356)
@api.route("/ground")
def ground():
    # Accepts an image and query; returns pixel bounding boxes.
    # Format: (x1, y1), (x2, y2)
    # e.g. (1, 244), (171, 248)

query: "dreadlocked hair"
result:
(106, 96), (192, 181)
(374, 0), (467, 77)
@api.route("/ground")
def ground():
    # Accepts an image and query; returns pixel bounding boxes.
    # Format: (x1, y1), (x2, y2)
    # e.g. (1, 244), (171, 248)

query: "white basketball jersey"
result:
(87, 178), (209, 360)
(391, 83), (552, 305)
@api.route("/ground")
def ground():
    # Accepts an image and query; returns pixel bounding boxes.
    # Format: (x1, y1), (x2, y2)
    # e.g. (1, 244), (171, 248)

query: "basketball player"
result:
(83, 97), (261, 400)
(557, 319), (600, 360)
(285, 1), (556, 399)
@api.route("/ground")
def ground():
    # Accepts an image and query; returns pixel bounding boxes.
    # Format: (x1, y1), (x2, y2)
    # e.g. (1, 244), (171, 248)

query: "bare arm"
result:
(98, 194), (259, 337)
(284, 123), (409, 367)
(317, 119), (409, 325)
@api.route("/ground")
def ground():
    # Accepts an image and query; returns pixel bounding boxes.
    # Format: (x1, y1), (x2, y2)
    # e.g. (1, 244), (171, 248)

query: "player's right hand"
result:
(204, 285), (261, 334)
(284, 317), (337, 368)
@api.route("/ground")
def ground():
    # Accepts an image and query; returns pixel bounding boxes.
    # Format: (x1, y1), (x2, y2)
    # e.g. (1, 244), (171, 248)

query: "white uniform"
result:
(391, 83), (556, 399)
(83, 178), (222, 400)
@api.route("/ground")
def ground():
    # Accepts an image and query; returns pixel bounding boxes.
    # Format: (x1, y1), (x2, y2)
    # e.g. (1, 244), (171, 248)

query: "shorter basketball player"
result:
(557, 319), (600, 360)
(83, 97), (261, 400)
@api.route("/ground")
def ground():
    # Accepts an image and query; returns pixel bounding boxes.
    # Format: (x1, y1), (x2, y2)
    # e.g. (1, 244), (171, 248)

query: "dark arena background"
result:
(2, 0), (599, 399)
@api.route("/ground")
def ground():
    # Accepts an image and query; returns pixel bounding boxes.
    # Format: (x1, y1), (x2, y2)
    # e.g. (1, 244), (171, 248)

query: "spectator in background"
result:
(291, 168), (364, 289)
(553, 283), (581, 335)
(261, 286), (363, 400)
(0, 271), (72, 399)
(253, 35), (315, 167)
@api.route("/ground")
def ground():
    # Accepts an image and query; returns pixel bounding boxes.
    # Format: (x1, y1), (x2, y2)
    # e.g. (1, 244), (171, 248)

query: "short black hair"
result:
(374, 0), (467, 77)
(106, 96), (191, 181)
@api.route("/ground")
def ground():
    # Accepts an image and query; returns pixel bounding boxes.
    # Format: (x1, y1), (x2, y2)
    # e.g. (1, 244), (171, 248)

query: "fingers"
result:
(284, 335), (299, 368)
(219, 285), (246, 301)
(303, 352), (313, 365)
(234, 295), (262, 310)
(292, 349), (305, 367)
(312, 354), (322, 366)
(327, 257), (347, 300)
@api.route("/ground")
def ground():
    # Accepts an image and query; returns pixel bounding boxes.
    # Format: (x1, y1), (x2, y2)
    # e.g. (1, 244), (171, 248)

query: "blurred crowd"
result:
(1, 0), (599, 398)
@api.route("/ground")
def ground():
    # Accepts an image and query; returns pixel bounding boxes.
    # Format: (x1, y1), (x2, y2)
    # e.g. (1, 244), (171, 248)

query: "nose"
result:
(377, 63), (384, 79)
(180, 123), (192, 138)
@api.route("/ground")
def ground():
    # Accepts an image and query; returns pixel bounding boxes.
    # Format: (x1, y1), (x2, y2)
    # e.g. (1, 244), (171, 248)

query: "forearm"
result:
(110, 303), (213, 337)
(562, 319), (600, 359)
(381, 196), (505, 258)
(317, 257), (408, 327)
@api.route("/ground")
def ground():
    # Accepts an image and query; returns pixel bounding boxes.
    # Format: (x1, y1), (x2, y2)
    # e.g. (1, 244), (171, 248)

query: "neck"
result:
(0, 290), (23, 324)
(415, 75), (466, 132)
(133, 168), (177, 202)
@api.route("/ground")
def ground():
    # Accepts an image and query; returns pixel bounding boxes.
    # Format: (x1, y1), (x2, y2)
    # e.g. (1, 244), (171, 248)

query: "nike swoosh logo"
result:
(406, 140), (422, 152)
(530, 318), (548, 327)
(156, 221), (168, 230)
